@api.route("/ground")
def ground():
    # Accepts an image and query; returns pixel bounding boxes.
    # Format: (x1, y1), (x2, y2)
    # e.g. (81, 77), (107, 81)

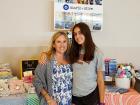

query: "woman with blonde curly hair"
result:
(33, 31), (72, 105)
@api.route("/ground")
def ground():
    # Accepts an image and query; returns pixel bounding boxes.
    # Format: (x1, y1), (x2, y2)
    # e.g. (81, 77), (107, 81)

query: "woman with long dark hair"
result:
(69, 22), (105, 105)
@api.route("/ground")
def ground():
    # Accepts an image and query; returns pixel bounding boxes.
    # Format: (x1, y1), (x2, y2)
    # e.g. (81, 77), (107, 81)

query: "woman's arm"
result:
(33, 64), (47, 96)
(33, 64), (57, 105)
(97, 70), (105, 103)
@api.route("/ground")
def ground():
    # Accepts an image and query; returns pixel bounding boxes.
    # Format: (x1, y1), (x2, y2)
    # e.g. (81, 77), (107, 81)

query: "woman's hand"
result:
(44, 95), (57, 105)
(47, 99), (57, 105)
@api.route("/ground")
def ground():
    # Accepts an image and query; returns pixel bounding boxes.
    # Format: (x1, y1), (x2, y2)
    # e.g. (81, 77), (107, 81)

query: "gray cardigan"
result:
(33, 58), (54, 105)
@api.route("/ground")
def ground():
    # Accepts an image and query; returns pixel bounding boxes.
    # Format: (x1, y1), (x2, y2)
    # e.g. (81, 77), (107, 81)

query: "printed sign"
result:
(54, 0), (103, 31)
(20, 59), (38, 78)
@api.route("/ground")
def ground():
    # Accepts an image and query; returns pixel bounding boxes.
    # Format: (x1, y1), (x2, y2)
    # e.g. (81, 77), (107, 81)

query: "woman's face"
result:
(53, 35), (68, 54)
(73, 27), (85, 45)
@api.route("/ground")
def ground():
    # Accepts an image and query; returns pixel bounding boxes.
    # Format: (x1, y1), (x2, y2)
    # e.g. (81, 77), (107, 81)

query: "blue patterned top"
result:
(52, 59), (72, 105)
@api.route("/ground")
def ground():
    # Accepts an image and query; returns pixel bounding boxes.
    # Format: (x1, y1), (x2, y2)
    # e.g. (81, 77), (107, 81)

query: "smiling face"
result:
(53, 35), (68, 54)
(73, 27), (85, 46)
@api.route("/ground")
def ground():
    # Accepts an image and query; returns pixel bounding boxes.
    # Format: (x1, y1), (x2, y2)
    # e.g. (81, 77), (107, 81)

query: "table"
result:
(105, 88), (140, 105)
(0, 94), (39, 105)
(0, 94), (26, 105)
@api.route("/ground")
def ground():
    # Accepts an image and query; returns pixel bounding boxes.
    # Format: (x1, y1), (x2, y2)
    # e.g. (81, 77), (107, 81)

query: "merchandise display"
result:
(115, 63), (134, 89)
(0, 62), (36, 96)
(8, 79), (25, 95)
(0, 63), (13, 79)
(0, 62), (37, 105)
(106, 85), (128, 94)
(24, 82), (35, 94)
(0, 79), (10, 97)
(0, 77), (37, 105)
(23, 71), (33, 83)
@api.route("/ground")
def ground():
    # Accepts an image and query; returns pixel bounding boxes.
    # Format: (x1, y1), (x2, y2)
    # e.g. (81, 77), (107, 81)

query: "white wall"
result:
(94, 0), (140, 47)
(0, 0), (54, 47)
(94, 0), (140, 69)
(0, 0), (140, 77)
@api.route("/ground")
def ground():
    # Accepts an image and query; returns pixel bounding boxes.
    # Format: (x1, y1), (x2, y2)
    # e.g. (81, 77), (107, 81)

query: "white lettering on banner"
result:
(54, 2), (103, 13)
(70, 6), (82, 10)
(84, 7), (93, 10)
(70, 6), (93, 11)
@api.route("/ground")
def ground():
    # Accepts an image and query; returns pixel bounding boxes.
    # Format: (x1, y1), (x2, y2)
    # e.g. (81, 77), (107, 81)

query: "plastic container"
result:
(115, 77), (130, 89)
(109, 59), (117, 76)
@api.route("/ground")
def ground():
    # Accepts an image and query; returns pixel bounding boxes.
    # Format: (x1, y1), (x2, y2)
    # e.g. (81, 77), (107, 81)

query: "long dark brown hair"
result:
(69, 22), (96, 63)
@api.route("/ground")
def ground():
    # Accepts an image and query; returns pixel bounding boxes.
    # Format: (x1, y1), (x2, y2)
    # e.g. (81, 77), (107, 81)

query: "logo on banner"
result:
(63, 4), (69, 10)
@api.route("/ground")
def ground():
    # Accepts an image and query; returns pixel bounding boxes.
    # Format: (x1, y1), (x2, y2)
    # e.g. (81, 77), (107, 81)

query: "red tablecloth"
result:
(105, 89), (140, 105)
